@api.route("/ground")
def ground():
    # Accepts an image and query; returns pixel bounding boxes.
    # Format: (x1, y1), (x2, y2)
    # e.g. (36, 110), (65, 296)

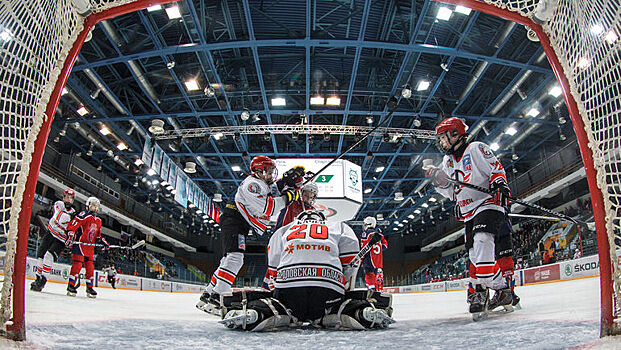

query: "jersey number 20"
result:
(286, 224), (328, 241)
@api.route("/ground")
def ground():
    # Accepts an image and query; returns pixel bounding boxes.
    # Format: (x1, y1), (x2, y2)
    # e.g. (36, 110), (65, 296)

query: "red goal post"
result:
(0, 0), (176, 340)
(435, 0), (621, 336)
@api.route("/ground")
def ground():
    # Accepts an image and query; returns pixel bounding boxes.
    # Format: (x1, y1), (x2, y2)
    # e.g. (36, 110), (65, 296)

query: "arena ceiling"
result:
(53, 0), (572, 237)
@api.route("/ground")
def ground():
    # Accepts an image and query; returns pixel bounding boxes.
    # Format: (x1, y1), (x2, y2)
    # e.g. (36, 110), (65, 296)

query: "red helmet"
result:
(63, 188), (75, 197)
(250, 156), (277, 184)
(250, 156), (275, 173)
(436, 117), (468, 136)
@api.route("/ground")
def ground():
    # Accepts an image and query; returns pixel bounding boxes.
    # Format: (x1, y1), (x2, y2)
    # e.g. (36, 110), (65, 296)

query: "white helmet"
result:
(363, 216), (377, 228)
(296, 209), (326, 222)
(86, 197), (100, 211)
(301, 182), (318, 205)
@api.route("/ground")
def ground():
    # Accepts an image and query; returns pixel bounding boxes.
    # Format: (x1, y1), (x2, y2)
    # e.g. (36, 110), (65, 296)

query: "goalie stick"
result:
(73, 239), (146, 249)
(302, 95), (402, 187)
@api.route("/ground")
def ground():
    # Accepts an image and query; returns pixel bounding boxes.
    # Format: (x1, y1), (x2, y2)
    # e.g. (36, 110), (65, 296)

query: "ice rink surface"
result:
(2, 276), (620, 349)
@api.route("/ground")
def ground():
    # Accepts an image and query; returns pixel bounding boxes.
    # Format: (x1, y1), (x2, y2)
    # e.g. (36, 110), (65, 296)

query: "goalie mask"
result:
(435, 117), (468, 155)
(296, 209), (326, 222)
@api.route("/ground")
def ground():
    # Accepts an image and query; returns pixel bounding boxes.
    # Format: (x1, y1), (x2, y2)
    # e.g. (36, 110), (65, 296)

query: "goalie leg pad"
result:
(322, 291), (395, 330)
(220, 294), (296, 331)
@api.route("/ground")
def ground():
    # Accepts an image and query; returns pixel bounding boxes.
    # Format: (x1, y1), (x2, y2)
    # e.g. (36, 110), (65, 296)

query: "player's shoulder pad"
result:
(246, 180), (265, 195)
(471, 141), (495, 159)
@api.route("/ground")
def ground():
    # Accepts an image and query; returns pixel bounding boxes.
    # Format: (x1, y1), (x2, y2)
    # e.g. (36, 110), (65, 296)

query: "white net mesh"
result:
(0, 0), (137, 335)
(482, 0), (621, 329)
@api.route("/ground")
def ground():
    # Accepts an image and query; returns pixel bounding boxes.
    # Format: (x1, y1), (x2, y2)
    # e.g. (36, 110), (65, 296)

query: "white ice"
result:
(3, 276), (620, 349)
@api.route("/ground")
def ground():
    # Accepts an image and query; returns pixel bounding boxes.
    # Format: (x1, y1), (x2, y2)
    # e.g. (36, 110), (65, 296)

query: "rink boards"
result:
(384, 253), (601, 294)
(0, 253), (203, 293)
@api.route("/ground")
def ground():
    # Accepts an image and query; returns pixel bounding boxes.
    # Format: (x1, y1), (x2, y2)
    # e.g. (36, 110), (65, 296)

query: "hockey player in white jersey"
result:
(197, 156), (305, 314)
(219, 209), (394, 331)
(425, 117), (514, 316)
(31, 188), (76, 292)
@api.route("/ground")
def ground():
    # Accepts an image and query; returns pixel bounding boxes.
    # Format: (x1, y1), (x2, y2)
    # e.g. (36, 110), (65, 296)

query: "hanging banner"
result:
(152, 144), (163, 175)
(188, 181), (195, 204)
(160, 153), (170, 182)
(175, 170), (189, 207)
(142, 136), (154, 168)
(169, 163), (177, 188)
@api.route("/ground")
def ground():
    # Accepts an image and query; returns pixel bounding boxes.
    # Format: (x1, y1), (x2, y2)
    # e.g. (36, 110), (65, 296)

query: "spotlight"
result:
(184, 162), (197, 173)
(292, 132), (299, 141)
(166, 61), (176, 69)
(308, 135), (314, 144)
(240, 109), (250, 121)
(234, 132), (241, 141)
(383, 133), (390, 142)
(401, 85), (412, 99)
(149, 119), (165, 134)
(204, 86), (215, 97)
(323, 132), (331, 142)
(366, 116), (373, 124)
(264, 132), (271, 141)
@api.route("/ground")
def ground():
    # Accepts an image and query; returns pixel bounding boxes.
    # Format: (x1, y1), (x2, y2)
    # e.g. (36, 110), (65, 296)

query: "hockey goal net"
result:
(0, 0), (174, 340)
(0, 0), (619, 341)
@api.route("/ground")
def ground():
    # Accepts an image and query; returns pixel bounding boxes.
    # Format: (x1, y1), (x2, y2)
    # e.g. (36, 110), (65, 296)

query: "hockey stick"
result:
(302, 96), (401, 186)
(348, 232), (382, 267)
(507, 213), (563, 221)
(438, 177), (580, 224)
(73, 239), (146, 249)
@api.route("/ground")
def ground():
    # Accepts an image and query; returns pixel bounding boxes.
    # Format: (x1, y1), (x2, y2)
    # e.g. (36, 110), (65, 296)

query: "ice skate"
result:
(512, 291), (522, 310)
(468, 285), (489, 321)
(66, 284), (77, 297)
(196, 292), (223, 316)
(86, 287), (97, 298)
(30, 275), (47, 292)
(219, 309), (259, 330)
(488, 287), (513, 312)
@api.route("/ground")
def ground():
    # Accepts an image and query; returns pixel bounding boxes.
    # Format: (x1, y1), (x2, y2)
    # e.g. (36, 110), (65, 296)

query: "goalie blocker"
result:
(219, 289), (395, 331)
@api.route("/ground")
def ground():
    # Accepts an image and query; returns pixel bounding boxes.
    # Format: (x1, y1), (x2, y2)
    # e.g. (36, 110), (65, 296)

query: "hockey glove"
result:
(424, 166), (450, 188)
(279, 166), (306, 190)
(65, 231), (75, 248)
(283, 189), (300, 206)
(490, 179), (511, 208)
(453, 204), (464, 221)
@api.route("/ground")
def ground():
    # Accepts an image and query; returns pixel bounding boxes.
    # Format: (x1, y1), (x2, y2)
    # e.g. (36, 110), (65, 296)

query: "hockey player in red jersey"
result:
(31, 188), (76, 292)
(219, 210), (394, 331)
(275, 181), (318, 229)
(197, 156), (306, 314)
(360, 216), (388, 291)
(65, 196), (108, 298)
(425, 117), (514, 315)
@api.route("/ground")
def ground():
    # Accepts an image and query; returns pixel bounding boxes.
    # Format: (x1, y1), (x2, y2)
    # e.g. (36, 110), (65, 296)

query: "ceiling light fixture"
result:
(375, 166), (385, 173)
(416, 80), (430, 91)
(99, 125), (111, 135)
(184, 79), (199, 91)
(76, 106), (89, 116)
(326, 96), (341, 106)
(549, 85), (563, 98)
(271, 97), (286, 106)
(310, 96), (324, 105)
(455, 5), (472, 15)
(505, 126), (518, 136)
(184, 162), (197, 173)
(436, 7), (453, 21)
(117, 142), (127, 151)
(165, 5), (182, 19)
(148, 119), (165, 134)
